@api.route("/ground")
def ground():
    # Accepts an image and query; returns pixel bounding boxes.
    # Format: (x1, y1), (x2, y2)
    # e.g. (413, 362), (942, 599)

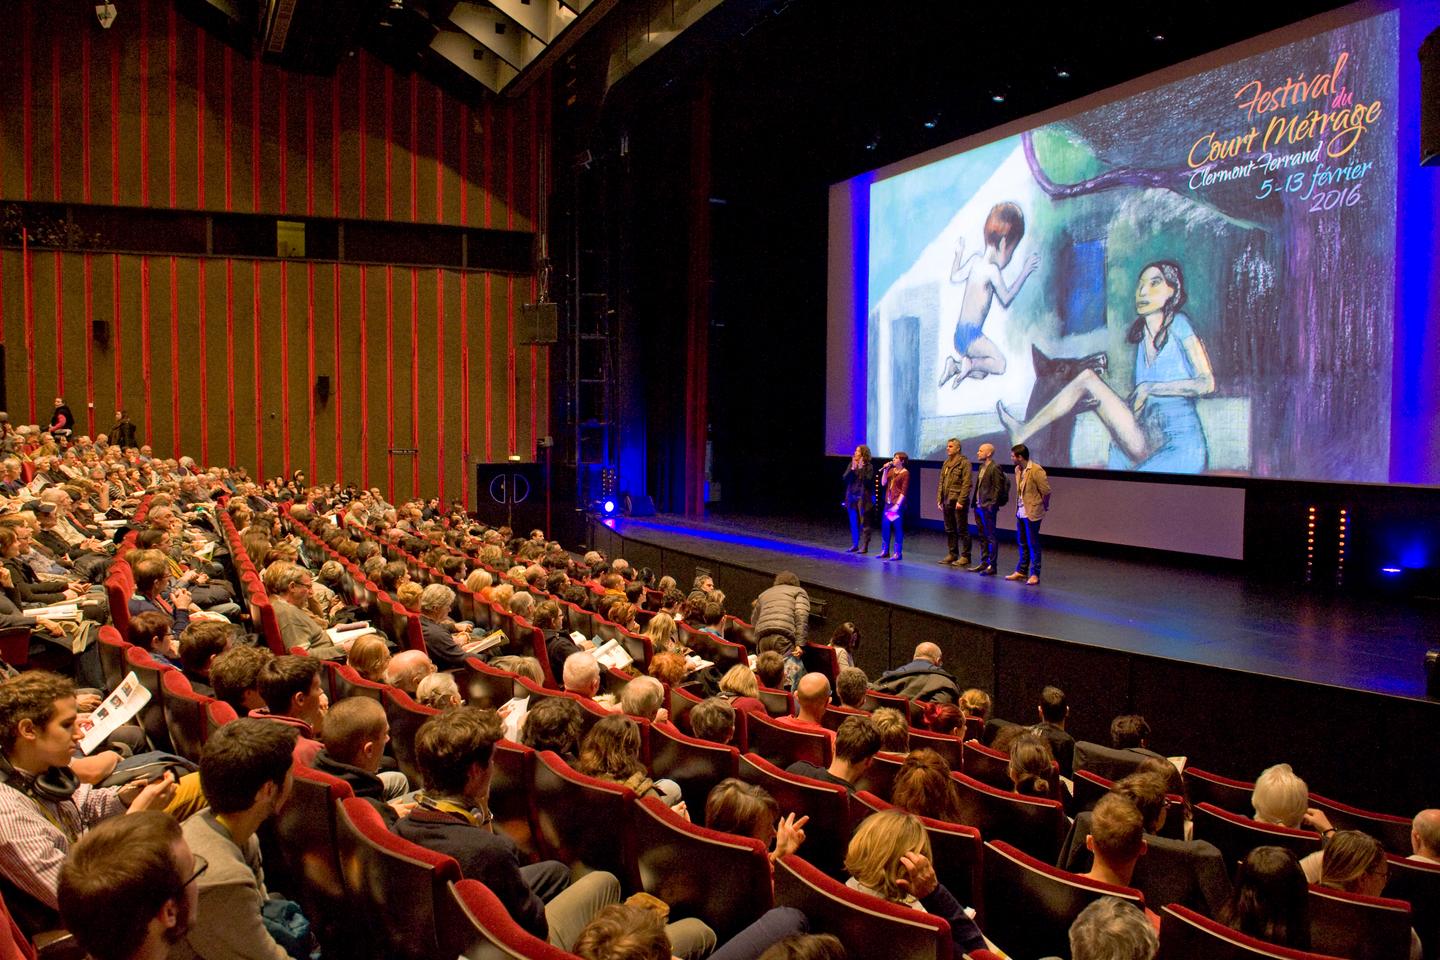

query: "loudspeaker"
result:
(314, 375), (331, 404)
(622, 492), (655, 517)
(1424, 27), (1440, 166)
(92, 320), (110, 348)
(519, 303), (559, 344)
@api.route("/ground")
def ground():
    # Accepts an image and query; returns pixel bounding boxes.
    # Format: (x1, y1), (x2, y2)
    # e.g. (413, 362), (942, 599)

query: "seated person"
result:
(263, 562), (342, 660)
(315, 697), (411, 826)
(775, 673), (831, 733)
(756, 636), (803, 692)
(869, 708), (909, 753)
(647, 652), (689, 691)
(891, 749), (962, 823)
(1068, 897), (1158, 960)
(177, 620), (233, 698)
(688, 697), (736, 746)
(1251, 762), (1334, 834)
(575, 900), (807, 960)
(870, 643), (960, 705)
(1217, 847), (1312, 950)
(394, 706), (715, 956)
(345, 633), (391, 684)
(576, 715), (683, 808)
(173, 719), (297, 960)
(1307, 829), (1423, 960)
(127, 553), (190, 640)
(845, 810), (986, 955)
(835, 667), (868, 710)
(706, 778), (807, 866)
(521, 696), (584, 766)
(786, 715), (880, 794)
(250, 655), (328, 766)
(130, 610), (180, 669)
(753, 652), (788, 695)
(1080, 795), (1151, 908)
(415, 672), (463, 710)
(620, 676), (671, 727)
(562, 652), (620, 714)
(208, 645), (274, 716)
(1008, 733), (1060, 800)
(384, 649), (437, 697)
(418, 584), (483, 670)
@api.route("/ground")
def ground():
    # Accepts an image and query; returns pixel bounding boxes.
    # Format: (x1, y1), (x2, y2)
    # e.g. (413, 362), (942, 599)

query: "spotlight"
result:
(1152, 32), (1166, 42)
(1054, 66), (1071, 79)
(922, 113), (940, 130)
(1381, 567), (1402, 575)
(864, 138), (879, 152)
(602, 499), (616, 516)
(990, 92), (1006, 103)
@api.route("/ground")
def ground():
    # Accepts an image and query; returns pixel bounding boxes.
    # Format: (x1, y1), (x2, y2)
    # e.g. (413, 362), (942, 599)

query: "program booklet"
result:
(78, 671), (151, 755)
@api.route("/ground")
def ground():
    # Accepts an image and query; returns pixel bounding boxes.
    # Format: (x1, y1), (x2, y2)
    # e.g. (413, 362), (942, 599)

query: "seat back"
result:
(462, 658), (521, 710)
(255, 596), (288, 655)
(908, 727), (963, 772)
(123, 645), (174, 751)
(951, 771), (1067, 863)
(1184, 766), (1255, 814)
(160, 670), (212, 763)
(738, 753), (851, 879)
(647, 721), (739, 810)
(631, 797), (773, 941)
(97, 625), (131, 692)
(757, 686), (795, 718)
(821, 705), (869, 731)
(1192, 803), (1323, 870)
(1159, 904), (1347, 960)
(1309, 793), (1413, 856)
(800, 643), (840, 686)
(961, 740), (1012, 790)
(205, 699), (238, 740)
(863, 690), (908, 714)
(1061, 810), (1233, 918)
(383, 686), (440, 789)
(105, 577), (133, 641)
(1073, 740), (1153, 782)
(334, 797), (461, 960)
(1387, 855), (1440, 960)
(1308, 884), (1413, 960)
(438, 879), (577, 960)
(744, 711), (832, 769)
(982, 840), (1143, 960)
(329, 662), (387, 704)
(666, 684), (705, 736)
(853, 751), (905, 802)
(274, 765), (356, 948)
(531, 751), (636, 881)
(1072, 769), (1187, 840)
(490, 740), (543, 863)
(772, 854), (952, 960)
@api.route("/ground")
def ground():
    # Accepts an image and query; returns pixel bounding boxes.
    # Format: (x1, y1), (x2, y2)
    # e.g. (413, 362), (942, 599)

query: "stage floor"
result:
(600, 513), (1437, 701)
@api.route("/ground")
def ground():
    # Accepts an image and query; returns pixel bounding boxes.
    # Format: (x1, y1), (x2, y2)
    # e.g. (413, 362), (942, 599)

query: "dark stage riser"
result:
(588, 518), (1439, 818)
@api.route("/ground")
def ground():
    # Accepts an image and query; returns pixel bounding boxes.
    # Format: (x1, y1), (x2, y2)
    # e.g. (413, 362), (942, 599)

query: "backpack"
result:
(995, 469), (1010, 508)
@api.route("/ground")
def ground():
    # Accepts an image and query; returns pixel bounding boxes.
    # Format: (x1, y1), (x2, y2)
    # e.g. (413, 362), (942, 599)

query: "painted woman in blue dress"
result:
(997, 260), (1216, 473)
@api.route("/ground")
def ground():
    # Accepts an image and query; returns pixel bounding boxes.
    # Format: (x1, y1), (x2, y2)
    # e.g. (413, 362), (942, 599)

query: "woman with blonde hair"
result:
(844, 810), (987, 954)
(1251, 763), (1332, 833)
(346, 633), (391, 684)
(643, 612), (681, 654)
(718, 664), (766, 716)
(463, 567), (492, 595)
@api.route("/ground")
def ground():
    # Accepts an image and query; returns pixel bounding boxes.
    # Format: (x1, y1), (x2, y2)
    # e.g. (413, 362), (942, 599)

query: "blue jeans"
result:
(710, 907), (808, 960)
(1015, 516), (1042, 577)
(974, 505), (998, 570)
(881, 511), (903, 556)
(846, 503), (870, 548)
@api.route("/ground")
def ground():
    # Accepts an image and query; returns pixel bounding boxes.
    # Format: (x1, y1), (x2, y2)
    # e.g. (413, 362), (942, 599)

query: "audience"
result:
(1250, 762), (1332, 833)
(891, 749), (962, 824)
(718, 664), (768, 716)
(775, 673), (830, 733)
(1081, 794), (1149, 894)
(786, 715), (879, 794)
(315, 697), (410, 825)
(834, 667), (868, 709)
(750, 572), (810, 645)
(177, 620), (232, 697)
(384, 649), (436, 696)
(869, 643), (960, 704)
(868, 707), (909, 753)
(521, 697), (584, 764)
(345, 632), (392, 684)
(1066, 897), (1158, 960)
(1217, 846), (1312, 950)
(689, 697), (737, 745)
(250, 655), (328, 765)
(577, 715), (683, 808)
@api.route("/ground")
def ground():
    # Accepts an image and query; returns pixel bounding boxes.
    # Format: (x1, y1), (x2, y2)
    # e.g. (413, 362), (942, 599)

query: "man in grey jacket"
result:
(749, 572), (810, 644)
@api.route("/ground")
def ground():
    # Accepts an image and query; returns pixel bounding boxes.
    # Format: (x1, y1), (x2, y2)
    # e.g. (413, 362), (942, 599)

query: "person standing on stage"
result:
(1006, 443), (1050, 586)
(936, 438), (973, 567)
(969, 443), (1005, 576)
(843, 445), (876, 554)
(877, 452), (909, 562)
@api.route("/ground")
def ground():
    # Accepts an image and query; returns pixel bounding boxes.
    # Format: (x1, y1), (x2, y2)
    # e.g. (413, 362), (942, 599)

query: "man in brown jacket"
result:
(936, 438), (973, 566)
(1006, 443), (1050, 585)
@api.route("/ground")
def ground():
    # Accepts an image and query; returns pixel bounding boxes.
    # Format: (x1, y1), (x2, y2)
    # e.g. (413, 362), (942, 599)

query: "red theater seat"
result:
(123, 645), (175, 752)
(952, 770), (1068, 864)
(1192, 803), (1323, 869)
(647, 720), (739, 810)
(273, 765), (356, 954)
(438, 879), (578, 960)
(745, 710), (832, 769)
(908, 727), (964, 772)
(1308, 884), (1414, 960)
(490, 740), (543, 862)
(462, 656), (521, 709)
(97, 625), (131, 692)
(1183, 766), (1256, 815)
(531, 750), (637, 882)
(1159, 903), (1346, 960)
(773, 854), (952, 960)
(1309, 793), (1413, 856)
(382, 686), (439, 789)
(205, 699), (238, 740)
(160, 670), (212, 763)
(1386, 854), (1440, 960)
(853, 792), (985, 925)
(853, 750), (905, 802)
(738, 753), (850, 879)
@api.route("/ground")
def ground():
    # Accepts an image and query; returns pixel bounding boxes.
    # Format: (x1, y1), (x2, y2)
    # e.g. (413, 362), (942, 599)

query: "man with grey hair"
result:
(1064, 897), (1157, 960)
(418, 582), (473, 670)
(509, 590), (536, 623)
(619, 676), (668, 725)
(268, 562), (343, 660)
(1411, 809), (1440, 865)
(563, 652), (619, 714)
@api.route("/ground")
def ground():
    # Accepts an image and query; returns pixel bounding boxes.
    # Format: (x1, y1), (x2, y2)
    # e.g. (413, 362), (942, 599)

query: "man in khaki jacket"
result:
(1006, 443), (1050, 586)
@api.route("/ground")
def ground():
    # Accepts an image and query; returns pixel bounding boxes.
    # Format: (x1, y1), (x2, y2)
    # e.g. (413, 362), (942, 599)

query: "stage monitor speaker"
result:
(314, 375), (331, 404)
(1423, 27), (1440, 165)
(622, 492), (655, 517)
(519, 303), (559, 344)
(92, 320), (110, 348)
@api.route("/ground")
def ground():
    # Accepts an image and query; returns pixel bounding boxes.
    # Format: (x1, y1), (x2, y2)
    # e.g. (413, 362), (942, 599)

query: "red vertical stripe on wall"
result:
(411, 268), (419, 495)
(167, 5), (177, 207)
(110, 48), (120, 205)
(280, 263), (291, 476)
(385, 266), (394, 500)
(307, 263), (316, 482)
(169, 257), (179, 457)
(223, 47), (233, 211)
(225, 261), (235, 466)
(434, 90), (443, 226)
(333, 263), (343, 483)
(22, 6), (32, 200)
(506, 103), (517, 457)
(196, 28), (205, 208)
(278, 72), (288, 213)
(198, 260), (209, 466)
(140, 257), (153, 441)
(483, 272), (492, 462)
(528, 87), (539, 453)
(22, 232), (34, 422)
(435, 269), (444, 501)
(82, 32), (92, 203)
(51, 36), (62, 201)
(483, 100), (493, 462)
(112, 255), (123, 413)
(305, 89), (315, 218)
(482, 101), (493, 228)
(459, 104), (469, 228)
(52, 255), (63, 396)
(139, 0), (150, 206)
(359, 266), (369, 488)
(83, 256), (95, 435)
(252, 262), (263, 477)
(459, 104), (470, 508)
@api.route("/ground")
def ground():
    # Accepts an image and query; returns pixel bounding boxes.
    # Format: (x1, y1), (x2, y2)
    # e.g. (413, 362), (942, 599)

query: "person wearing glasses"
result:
(264, 562), (343, 660)
(173, 719), (300, 960)
(59, 810), (204, 960)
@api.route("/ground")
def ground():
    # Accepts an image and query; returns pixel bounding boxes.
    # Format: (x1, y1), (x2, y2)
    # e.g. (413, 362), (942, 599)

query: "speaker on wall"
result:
(519, 303), (559, 344)
(314, 375), (331, 404)
(1423, 26), (1440, 166)
(91, 320), (110, 348)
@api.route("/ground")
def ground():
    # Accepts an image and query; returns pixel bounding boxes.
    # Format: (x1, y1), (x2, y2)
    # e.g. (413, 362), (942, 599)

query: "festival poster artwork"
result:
(866, 10), (1396, 483)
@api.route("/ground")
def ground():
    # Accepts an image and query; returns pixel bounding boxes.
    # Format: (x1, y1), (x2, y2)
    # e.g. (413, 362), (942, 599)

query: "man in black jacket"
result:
(314, 698), (410, 826)
(968, 443), (1007, 576)
(936, 438), (973, 567)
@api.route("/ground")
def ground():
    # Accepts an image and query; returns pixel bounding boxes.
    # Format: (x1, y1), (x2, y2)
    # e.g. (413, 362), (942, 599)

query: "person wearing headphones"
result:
(0, 671), (175, 927)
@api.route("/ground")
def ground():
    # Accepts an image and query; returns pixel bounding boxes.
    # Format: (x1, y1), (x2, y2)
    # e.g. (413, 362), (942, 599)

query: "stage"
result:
(587, 511), (1439, 813)
(594, 512), (1432, 699)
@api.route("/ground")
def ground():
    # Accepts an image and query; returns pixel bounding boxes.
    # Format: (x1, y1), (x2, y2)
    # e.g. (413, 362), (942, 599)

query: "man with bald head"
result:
(385, 649), (437, 696)
(969, 442), (1007, 575)
(775, 672), (832, 733)
(870, 642), (961, 704)
(1411, 809), (1440, 865)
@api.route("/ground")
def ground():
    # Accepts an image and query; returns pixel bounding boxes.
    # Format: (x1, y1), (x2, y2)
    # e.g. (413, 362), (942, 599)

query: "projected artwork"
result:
(864, 11), (1397, 481)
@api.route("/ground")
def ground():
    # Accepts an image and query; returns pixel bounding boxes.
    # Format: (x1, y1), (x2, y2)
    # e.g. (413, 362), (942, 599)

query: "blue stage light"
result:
(1381, 567), (1402, 575)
